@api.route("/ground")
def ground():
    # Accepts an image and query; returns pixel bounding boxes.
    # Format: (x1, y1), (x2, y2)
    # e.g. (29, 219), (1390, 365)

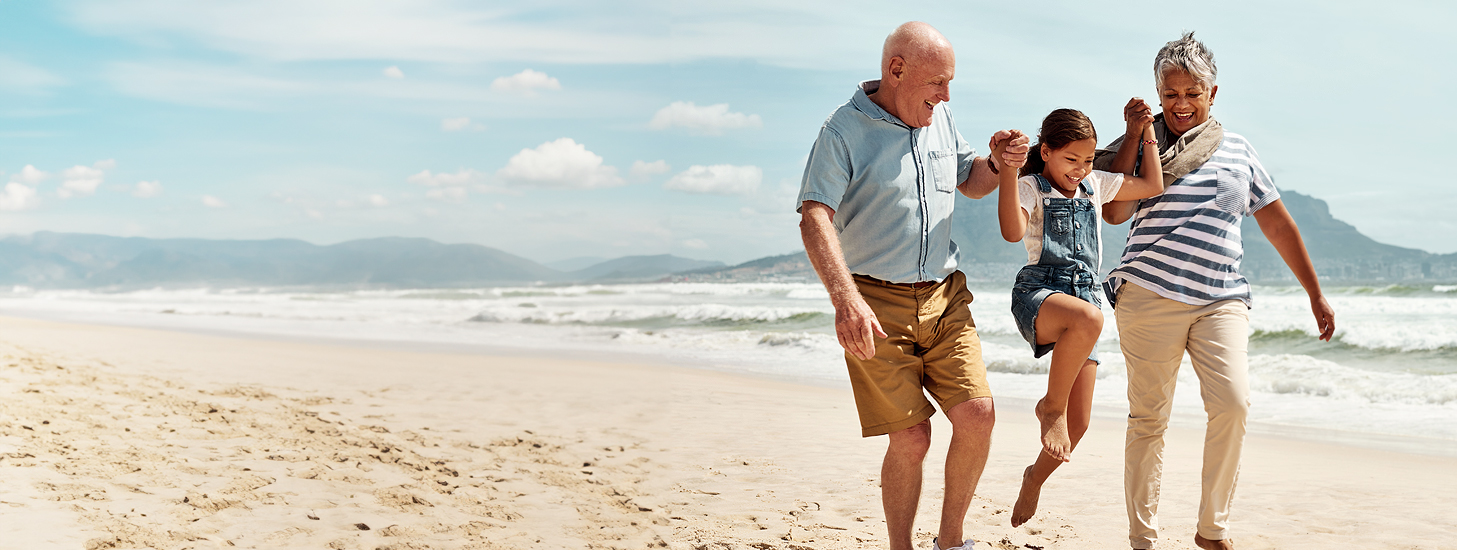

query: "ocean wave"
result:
(1256, 284), (1457, 297)
(756, 332), (840, 351)
(477, 282), (827, 299)
(1249, 328), (1457, 358)
(1250, 354), (1457, 405)
(468, 303), (831, 328)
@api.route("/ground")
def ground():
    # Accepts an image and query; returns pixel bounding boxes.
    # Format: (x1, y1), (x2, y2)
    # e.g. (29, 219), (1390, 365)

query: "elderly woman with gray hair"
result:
(1095, 32), (1336, 550)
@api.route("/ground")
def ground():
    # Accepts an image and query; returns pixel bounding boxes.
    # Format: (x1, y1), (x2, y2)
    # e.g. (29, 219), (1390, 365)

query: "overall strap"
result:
(1079, 177), (1095, 197)
(1032, 174), (1052, 193)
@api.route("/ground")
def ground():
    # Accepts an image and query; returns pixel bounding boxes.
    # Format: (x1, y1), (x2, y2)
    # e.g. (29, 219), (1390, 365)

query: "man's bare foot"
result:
(1011, 465), (1041, 527)
(1194, 534), (1233, 550)
(1035, 398), (1071, 462)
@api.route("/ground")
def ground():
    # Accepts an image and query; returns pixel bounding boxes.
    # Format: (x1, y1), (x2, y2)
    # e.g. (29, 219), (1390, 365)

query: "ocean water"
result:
(2, 282), (1454, 456)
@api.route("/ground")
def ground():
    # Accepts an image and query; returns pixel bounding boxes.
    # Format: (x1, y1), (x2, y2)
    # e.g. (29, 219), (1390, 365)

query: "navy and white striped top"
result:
(1104, 131), (1280, 307)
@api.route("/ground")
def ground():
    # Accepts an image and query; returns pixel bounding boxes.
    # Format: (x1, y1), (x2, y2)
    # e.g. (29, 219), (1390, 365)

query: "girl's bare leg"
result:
(1013, 359), (1097, 527)
(1032, 293), (1104, 461)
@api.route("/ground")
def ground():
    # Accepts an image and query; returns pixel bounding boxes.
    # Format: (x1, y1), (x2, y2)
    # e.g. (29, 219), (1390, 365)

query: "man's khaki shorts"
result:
(847, 270), (991, 437)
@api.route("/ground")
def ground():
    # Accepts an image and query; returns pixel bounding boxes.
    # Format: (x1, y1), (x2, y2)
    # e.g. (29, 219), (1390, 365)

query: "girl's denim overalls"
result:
(1010, 174), (1103, 363)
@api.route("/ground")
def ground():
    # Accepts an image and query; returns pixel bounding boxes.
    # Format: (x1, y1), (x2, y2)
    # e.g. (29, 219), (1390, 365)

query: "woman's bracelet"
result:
(1141, 139), (1157, 146)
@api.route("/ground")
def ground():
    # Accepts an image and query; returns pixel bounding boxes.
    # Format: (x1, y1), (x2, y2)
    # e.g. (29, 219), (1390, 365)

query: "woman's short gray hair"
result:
(1154, 31), (1217, 91)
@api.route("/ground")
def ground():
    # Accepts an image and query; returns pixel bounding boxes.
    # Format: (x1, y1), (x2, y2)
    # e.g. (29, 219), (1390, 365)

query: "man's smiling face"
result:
(894, 51), (954, 128)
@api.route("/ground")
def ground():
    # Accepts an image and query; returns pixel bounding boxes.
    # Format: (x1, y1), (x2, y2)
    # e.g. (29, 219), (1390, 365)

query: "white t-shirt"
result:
(1017, 170), (1124, 266)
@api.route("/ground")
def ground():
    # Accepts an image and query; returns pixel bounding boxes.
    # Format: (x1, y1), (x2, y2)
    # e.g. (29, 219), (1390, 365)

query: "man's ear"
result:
(1208, 84), (1218, 105)
(885, 56), (906, 86)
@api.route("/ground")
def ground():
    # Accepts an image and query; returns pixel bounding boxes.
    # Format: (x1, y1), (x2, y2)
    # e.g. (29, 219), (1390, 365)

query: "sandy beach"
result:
(0, 315), (1453, 550)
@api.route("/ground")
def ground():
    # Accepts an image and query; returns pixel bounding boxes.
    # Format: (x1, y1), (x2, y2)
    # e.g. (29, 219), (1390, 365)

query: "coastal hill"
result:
(0, 233), (718, 289)
(679, 190), (1457, 285)
(0, 190), (1448, 289)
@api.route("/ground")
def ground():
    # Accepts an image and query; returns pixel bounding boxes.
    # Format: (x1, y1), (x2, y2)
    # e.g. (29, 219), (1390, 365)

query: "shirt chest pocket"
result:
(1215, 170), (1250, 215)
(928, 149), (957, 193)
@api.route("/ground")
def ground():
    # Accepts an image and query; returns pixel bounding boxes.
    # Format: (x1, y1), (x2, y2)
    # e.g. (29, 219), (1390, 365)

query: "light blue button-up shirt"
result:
(797, 80), (977, 284)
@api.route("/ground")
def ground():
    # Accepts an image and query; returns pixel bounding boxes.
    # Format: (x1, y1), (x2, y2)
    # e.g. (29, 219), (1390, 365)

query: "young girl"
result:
(992, 106), (1163, 527)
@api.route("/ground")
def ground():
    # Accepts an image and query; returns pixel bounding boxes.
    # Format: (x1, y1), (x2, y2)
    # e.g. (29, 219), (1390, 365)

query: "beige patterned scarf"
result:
(1093, 113), (1224, 189)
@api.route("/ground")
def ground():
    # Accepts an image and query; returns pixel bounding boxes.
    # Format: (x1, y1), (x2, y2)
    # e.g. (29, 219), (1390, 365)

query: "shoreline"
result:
(3, 306), (1453, 460)
(1, 315), (1455, 549)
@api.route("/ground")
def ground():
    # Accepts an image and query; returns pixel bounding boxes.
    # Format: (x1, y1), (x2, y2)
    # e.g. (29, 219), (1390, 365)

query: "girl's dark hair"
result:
(1020, 108), (1097, 177)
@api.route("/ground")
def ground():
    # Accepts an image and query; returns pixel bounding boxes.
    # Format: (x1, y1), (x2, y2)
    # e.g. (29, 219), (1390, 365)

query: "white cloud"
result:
(106, 62), (309, 110)
(497, 138), (623, 189)
(649, 101), (762, 135)
(10, 165), (50, 185)
(408, 168), (488, 200)
(201, 195), (227, 208)
(0, 183), (39, 211)
(58, 165), (105, 199)
(426, 187), (467, 200)
(0, 55), (66, 93)
(382, 66), (404, 78)
(665, 165), (762, 196)
(133, 180), (163, 198)
(682, 238), (709, 250)
(63, 2), (889, 69)
(408, 168), (486, 187)
(441, 117), (470, 131)
(367, 194), (389, 206)
(630, 160), (671, 179)
(490, 69), (560, 95)
(93, 159), (117, 170)
(107, 61), (519, 109)
(440, 117), (484, 132)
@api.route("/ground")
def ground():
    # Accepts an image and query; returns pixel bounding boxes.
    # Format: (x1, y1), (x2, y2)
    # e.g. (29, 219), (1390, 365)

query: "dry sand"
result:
(0, 315), (1453, 550)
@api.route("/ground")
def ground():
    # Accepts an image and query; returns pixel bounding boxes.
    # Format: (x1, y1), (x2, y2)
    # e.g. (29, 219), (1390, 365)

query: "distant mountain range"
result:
(1, 190), (1450, 289)
(0, 233), (722, 289)
(678, 190), (1457, 285)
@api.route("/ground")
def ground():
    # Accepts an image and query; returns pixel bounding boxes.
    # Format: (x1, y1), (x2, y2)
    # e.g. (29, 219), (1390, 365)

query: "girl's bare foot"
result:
(1011, 465), (1041, 527)
(1035, 397), (1072, 462)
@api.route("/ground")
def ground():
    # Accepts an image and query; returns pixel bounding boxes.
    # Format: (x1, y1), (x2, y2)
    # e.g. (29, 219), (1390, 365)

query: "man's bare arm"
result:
(1254, 199), (1336, 341)
(801, 200), (886, 360)
(959, 129), (1029, 199)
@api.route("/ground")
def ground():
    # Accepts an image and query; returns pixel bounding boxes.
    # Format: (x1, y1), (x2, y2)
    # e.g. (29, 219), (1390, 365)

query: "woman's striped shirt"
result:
(1104, 131), (1280, 307)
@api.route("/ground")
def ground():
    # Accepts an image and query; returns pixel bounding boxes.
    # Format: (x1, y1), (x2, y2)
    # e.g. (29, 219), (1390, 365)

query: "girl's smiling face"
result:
(1040, 137), (1098, 196)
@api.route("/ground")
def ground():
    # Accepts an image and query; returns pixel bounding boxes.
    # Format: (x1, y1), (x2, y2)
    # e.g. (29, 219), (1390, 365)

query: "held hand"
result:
(989, 129), (1030, 169)
(1123, 97), (1154, 131)
(835, 294), (888, 361)
(1310, 295), (1336, 342)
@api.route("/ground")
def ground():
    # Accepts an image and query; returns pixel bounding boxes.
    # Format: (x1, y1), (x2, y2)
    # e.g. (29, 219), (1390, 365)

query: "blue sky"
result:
(1, 1), (1453, 265)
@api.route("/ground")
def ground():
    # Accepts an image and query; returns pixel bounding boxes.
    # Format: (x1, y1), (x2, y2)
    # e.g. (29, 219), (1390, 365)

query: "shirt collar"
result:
(852, 80), (910, 128)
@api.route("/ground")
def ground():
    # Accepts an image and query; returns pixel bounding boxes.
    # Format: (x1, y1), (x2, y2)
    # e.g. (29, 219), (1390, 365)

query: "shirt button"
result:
(1075, 222), (1081, 228)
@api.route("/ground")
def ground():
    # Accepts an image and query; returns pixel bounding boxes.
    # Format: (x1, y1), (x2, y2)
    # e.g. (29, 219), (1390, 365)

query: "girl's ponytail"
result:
(1019, 108), (1097, 177)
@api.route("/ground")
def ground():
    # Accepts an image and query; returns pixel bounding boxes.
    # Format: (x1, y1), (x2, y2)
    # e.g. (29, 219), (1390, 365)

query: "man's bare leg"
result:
(884, 420), (932, 550)
(1195, 534), (1234, 550)
(1012, 361), (1096, 526)
(935, 397), (995, 548)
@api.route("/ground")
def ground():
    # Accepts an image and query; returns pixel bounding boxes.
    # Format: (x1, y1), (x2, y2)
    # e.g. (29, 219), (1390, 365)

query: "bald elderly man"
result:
(798, 22), (1029, 550)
